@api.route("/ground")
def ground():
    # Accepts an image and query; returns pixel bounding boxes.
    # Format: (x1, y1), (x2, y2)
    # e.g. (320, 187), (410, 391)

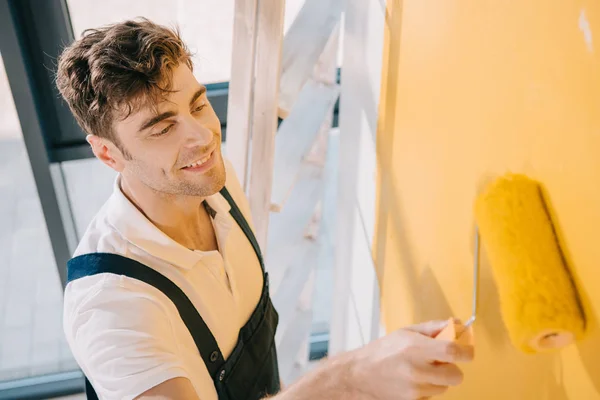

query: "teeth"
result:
(185, 153), (212, 168)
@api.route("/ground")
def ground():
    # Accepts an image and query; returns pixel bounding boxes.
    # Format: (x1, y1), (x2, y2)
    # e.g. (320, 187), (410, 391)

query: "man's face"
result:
(113, 64), (225, 197)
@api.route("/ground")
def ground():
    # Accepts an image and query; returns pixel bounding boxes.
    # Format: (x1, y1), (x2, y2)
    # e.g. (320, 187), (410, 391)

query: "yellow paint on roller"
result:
(474, 173), (586, 353)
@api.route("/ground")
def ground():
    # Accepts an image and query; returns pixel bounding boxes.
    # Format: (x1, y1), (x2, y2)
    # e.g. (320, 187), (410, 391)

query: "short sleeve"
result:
(64, 276), (191, 400)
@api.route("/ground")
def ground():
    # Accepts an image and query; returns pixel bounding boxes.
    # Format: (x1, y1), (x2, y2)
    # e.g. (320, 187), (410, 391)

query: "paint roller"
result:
(437, 173), (586, 353)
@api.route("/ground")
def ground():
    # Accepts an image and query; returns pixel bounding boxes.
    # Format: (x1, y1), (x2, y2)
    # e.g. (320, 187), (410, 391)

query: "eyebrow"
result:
(138, 86), (207, 132)
(138, 111), (177, 132)
(189, 86), (206, 107)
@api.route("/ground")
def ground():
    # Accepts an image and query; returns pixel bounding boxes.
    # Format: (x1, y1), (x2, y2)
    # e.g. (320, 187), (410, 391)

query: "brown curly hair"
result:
(55, 17), (193, 154)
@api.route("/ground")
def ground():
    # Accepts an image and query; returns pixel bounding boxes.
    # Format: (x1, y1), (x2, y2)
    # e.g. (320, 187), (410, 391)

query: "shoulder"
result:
(72, 200), (127, 258)
(63, 273), (190, 399)
(64, 272), (176, 338)
(64, 201), (131, 311)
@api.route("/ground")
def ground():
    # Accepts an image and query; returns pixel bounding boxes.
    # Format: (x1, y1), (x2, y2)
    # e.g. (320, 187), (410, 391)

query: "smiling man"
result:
(56, 17), (473, 400)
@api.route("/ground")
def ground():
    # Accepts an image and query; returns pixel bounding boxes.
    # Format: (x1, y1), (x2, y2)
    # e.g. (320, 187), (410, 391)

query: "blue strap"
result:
(67, 252), (226, 377)
(67, 186), (265, 385)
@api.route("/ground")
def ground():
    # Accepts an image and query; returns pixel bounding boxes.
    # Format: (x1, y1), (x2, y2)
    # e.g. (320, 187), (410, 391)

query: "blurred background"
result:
(0, 0), (383, 398)
(5, 0), (600, 399)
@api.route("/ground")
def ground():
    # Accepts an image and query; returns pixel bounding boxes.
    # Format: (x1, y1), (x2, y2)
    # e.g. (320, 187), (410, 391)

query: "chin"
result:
(164, 154), (226, 197)
(194, 159), (226, 196)
(208, 172), (226, 194)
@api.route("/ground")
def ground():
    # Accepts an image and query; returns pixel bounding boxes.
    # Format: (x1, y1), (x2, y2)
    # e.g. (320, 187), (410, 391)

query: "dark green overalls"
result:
(66, 187), (281, 400)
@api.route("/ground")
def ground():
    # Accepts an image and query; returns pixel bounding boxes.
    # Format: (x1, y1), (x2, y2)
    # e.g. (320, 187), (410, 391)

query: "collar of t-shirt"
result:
(105, 175), (234, 270)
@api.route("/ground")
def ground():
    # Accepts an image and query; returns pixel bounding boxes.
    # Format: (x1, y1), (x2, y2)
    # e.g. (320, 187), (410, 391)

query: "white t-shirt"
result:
(63, 159), (264, 400)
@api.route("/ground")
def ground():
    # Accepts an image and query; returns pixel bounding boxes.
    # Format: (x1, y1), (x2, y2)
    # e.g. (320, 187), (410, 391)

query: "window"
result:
(0, 53), (78, 383)
(66, 0), (306, 84)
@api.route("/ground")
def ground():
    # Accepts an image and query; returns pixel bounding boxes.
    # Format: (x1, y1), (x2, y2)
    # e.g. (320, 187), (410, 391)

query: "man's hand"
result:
(134, 320), (474, 400)
(346, 319), (474, 399)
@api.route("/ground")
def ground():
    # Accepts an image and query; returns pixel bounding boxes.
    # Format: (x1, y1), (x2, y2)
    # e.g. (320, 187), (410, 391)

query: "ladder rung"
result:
(275, 267), (316, 379)
(272, 242), (318, 330)
(276, 305), (314, 380)
(270, 80), (340, 212)
(278, 0), (343, 119)
(267, 166), (325, 295)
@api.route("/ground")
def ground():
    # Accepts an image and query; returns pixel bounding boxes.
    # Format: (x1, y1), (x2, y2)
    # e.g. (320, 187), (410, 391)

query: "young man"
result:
(56, 18), (474, 400)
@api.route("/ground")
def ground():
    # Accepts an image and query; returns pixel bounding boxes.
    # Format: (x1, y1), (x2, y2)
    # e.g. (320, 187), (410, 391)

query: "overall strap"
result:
(67, 185), (265, 395)
(67, 253), (226, 378)
(219, 187), (265, 272)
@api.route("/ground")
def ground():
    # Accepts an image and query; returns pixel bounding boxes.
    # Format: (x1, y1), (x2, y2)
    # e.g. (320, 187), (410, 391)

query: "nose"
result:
(182, 117), (214, 148)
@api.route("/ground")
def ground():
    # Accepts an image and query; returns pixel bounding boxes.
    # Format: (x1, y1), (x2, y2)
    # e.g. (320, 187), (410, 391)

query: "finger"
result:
(420, 362), (464, 387)
(405, 320), (453, 337)
(419, 337), (475, 363)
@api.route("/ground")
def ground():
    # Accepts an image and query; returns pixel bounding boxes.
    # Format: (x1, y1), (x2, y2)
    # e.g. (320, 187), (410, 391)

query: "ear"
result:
(87, 134), (126, 172)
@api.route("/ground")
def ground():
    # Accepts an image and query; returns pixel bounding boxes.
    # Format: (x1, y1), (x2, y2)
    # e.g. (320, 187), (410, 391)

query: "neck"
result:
(119, 174), (209, 249)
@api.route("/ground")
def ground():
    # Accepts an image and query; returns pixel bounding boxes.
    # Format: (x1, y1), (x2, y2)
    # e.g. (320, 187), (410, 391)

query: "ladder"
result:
(225, 0), (343, 382)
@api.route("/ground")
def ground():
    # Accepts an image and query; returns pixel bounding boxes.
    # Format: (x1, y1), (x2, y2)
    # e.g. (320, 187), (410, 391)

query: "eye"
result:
(193, 103), (207, 113)
(154, 124), (174, 136)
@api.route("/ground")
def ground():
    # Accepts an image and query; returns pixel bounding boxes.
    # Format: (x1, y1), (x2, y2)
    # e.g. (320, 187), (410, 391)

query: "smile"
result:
(184, 152), (212, 168)
(181, 149), (217, 172)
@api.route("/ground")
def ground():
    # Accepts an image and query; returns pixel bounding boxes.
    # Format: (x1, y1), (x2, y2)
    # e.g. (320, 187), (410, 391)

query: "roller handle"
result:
(436, 320), (458, 341)
(434, 318), (474, 344)
(430, 318), (474, 366)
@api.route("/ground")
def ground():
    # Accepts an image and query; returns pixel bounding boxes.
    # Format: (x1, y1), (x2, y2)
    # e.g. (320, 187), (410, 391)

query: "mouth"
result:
(181, 149), (217, 172)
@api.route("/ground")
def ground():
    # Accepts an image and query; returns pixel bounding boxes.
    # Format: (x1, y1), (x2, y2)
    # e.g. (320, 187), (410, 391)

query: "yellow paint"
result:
(374, 0), (600, 398)
(474, 173), (586, 353)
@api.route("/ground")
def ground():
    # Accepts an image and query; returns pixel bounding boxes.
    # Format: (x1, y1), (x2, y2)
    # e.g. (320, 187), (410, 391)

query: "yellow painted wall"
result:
(374, 0), (600, 398)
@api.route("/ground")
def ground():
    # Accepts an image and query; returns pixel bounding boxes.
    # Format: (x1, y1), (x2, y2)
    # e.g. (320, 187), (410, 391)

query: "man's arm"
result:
(65, 281), (202, 400)
(135, 353), (350, 400)
(135, 377), (200, 400)
(136, 320), (475, 400)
